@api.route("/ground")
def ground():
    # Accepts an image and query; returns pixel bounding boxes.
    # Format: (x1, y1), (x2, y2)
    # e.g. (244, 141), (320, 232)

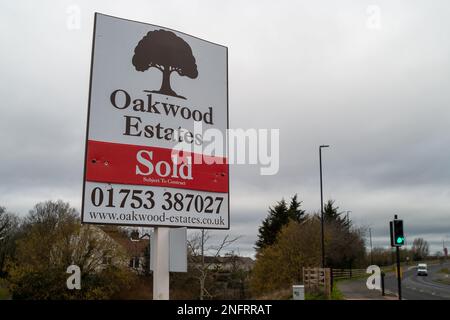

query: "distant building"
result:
(191, 255), (254, 272)
(98, 226), (254, 276)
(99, 226), (149, 275)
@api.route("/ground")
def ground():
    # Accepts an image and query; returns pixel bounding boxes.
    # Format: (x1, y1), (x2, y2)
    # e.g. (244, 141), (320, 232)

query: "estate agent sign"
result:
(82, 13), (229, 229)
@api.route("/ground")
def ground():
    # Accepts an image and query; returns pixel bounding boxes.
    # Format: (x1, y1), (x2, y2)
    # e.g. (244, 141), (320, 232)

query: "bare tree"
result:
(187, 229), (239, 300)
(66, 225), (126, 274)
(0, 206), (19, 274)
(0, 206), (16, 240)
(412, 238), (429, 261)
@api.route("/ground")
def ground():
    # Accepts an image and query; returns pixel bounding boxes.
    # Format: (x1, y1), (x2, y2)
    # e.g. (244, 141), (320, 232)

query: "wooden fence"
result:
(303, 267), (331, 298)
(331, 268), (367, 280)
(302, 267), (368, 299)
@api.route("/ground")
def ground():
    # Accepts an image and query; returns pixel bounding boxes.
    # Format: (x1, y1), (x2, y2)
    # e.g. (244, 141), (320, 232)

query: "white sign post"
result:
(150, 227), (187, 273)
(153, 227), (170, 299)
(149, 227), (188, 299)
(82, 13), (229, 299)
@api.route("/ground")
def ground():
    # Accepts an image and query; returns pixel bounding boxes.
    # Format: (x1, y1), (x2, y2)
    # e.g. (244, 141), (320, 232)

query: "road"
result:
(384, 262), (450, 300)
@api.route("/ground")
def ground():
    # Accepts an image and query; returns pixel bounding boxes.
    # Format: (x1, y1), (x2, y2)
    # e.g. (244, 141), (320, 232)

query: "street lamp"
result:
(369, 227), (373, 265)
(346, 211), (352, 230)
(319, 144), (330, 268)
(444, 235), (449, 260)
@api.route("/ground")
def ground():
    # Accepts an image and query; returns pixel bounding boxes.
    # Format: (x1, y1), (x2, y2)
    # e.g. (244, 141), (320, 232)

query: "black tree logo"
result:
(132, 29), (198, 100)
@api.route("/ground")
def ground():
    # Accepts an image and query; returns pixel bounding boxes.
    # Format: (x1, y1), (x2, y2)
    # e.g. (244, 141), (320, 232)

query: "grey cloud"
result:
(1, 0), (450, 256)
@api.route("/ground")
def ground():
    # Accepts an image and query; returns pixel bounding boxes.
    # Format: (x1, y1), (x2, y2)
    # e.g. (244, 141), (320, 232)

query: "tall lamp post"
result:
(319, 145), (330, 268)
(369, 227), (373, 265)
(346, 211), (352, 230)
(444, 235), (449, 261)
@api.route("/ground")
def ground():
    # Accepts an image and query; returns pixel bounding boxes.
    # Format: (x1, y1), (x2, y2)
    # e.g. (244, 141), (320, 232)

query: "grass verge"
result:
(305, 283), (343, 300)
(438, 267), (449, 274)
(0, 278), (11, 300)
(433, 277), (450, 285)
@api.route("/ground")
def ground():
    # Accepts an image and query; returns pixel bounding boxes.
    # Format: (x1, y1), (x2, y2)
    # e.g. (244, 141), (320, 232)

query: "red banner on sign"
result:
(85, 140), (228, 193)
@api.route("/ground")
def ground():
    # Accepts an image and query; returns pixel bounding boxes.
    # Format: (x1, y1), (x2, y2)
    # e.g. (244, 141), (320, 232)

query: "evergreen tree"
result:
(287, 194), (305, 221)
(255, 195), (306, 251)
(322, 200), (363, 268)
(323, 200), (349, 229)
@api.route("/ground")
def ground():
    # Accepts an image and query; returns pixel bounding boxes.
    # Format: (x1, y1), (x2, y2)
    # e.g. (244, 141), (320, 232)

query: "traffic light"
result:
(390, 219), (405, 247)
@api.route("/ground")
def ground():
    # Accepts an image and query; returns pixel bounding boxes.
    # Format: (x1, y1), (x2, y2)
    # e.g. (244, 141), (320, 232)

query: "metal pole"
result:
(394, 214), (402, 300)
(201, 229), (205, 263)
(441, 239), (445, 263)
(200, 229), (205, 300)
(346, 211), (352, 231)
(330, 269), (334, 293)
(153, 227), (170, 300)
(320, 147), (325, 268)
(445, 236), (449, 261)
(381, 271), (385, 296)
(369, 228), (373, 265)
(396, 246), (402, 300)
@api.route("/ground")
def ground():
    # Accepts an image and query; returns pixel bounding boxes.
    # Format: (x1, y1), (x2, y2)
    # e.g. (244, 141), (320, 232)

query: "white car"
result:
(417, 263), (428, 276)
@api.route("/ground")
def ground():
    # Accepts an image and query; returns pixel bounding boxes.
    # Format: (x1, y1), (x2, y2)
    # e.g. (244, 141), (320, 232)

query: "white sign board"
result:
(82, 13), (229, 229)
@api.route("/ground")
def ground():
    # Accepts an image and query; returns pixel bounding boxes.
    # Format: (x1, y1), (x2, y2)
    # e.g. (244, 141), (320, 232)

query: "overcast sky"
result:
(1, 0), (450, 256)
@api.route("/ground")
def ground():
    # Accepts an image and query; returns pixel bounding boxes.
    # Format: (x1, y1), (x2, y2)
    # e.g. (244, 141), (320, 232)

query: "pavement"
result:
(337, 262), (450, 300)
(337, 278), (397, 300)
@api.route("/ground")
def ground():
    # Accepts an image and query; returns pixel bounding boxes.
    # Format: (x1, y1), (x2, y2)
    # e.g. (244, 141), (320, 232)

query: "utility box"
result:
(293, 285), (305, 300)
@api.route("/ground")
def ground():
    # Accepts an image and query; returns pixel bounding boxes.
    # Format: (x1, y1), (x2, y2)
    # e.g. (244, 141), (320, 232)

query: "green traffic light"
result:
(396, 236), (404, 244)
